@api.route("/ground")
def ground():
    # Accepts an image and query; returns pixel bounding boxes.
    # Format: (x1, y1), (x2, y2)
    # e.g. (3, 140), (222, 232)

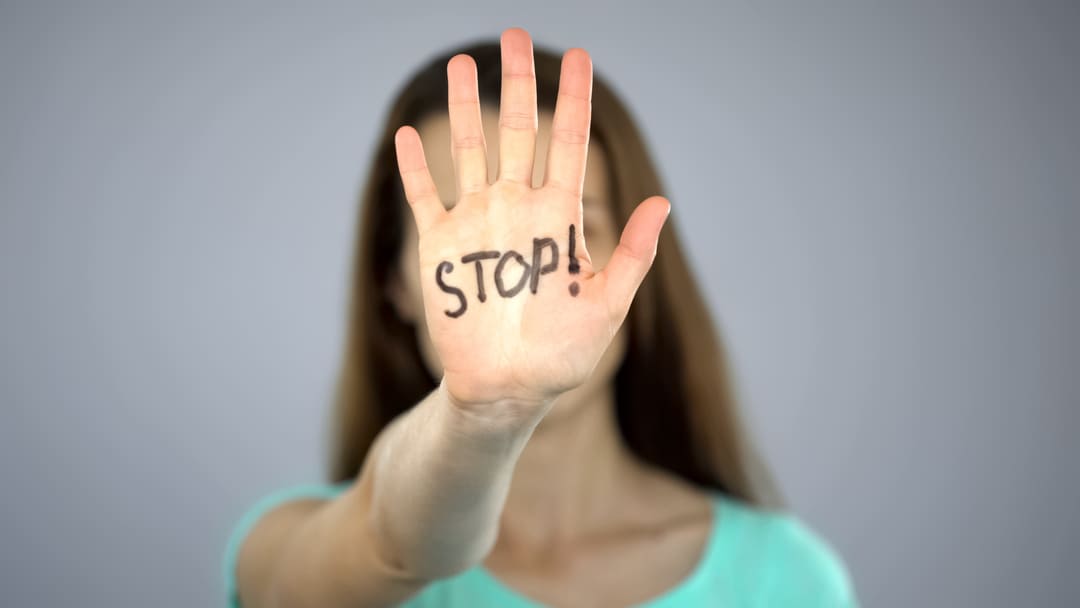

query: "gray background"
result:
(1, 1), (1077, 606)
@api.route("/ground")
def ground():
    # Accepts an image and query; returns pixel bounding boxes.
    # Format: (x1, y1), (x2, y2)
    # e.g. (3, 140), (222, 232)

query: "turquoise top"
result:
(223, 482), (857, 607)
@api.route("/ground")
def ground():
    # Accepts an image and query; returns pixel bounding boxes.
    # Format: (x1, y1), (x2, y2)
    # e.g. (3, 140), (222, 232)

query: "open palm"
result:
(394, 28), (670, 412)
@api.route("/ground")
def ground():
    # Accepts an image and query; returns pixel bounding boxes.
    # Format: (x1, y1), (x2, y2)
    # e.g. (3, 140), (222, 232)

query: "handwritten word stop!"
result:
(436, 224), (582, 318)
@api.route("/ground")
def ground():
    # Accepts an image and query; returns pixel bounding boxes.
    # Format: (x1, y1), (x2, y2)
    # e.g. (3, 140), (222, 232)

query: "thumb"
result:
(599, 195), (671, 323)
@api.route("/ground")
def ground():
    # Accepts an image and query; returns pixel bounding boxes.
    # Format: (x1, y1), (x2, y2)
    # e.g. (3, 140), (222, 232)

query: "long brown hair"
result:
(330, 38), (782, 507)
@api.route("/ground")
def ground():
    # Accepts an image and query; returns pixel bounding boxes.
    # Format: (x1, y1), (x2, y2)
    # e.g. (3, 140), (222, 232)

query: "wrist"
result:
(436, 379), (554, 437)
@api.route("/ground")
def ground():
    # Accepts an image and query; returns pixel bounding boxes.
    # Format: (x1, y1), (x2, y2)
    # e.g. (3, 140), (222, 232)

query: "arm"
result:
(233, 27), (668, 607)
(234, 383), (549, 607)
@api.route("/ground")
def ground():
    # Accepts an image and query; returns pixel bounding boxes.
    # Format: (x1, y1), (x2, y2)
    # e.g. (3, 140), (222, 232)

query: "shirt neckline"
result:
(469, 490), (733, 606)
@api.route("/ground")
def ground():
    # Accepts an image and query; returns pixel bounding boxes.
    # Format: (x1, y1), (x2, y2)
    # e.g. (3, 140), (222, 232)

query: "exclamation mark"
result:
(568, 224), (580, 296)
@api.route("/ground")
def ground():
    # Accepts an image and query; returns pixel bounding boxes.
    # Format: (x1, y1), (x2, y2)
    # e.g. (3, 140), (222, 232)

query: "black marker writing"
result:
(567, 224), (580, 297)
(495, 250), (531, 297)
(567, 224), (580, 274)
(530, 237), (559, 294)
(461, 250), (500, 303)
(435, 227), (582, 317)
(435, 261), (467, 318)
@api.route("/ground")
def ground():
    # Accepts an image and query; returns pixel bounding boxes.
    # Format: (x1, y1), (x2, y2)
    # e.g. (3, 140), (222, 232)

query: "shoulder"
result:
(713, 495), (857, 607)
(222, 482), (352, 606)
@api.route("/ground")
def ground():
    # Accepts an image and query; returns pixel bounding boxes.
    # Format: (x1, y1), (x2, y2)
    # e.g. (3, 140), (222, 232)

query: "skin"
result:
(234, 28), (715, 607)
(390, 106), (627, 429)
(396, 109), (715, 605)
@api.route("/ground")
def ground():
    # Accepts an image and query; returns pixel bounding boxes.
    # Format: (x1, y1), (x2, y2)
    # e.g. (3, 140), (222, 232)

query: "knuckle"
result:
(499, 111), (537, 132)
(410, 185), (439, 202)
(550, 127), (588, 145)
(615, 242), (647, 264)
(502, 71), (536, 81)
(453, 134), (486, 149)
(544, 179), (581, 199)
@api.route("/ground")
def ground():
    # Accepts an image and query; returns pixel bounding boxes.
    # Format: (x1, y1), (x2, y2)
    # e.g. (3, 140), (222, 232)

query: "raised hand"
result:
(393, 28), (670, 414)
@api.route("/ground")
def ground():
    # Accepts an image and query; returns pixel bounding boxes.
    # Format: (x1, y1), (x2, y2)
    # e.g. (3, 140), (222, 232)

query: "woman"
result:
(224, 27), (856, 607)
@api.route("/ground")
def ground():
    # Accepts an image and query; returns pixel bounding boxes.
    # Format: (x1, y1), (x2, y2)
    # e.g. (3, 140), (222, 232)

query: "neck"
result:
(497, 381), (647, 550)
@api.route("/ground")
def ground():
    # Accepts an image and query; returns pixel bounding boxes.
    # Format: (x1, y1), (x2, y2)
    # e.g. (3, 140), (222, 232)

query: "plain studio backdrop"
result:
(1, 2), (1077, 606)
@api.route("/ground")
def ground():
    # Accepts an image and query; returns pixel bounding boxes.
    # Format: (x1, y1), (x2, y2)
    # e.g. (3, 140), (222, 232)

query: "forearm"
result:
(367, 380), (549, 578)
(255, 382), (549, 607)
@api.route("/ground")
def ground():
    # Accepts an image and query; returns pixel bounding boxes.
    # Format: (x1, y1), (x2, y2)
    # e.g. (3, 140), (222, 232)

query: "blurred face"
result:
(389, 104), (628, 415)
